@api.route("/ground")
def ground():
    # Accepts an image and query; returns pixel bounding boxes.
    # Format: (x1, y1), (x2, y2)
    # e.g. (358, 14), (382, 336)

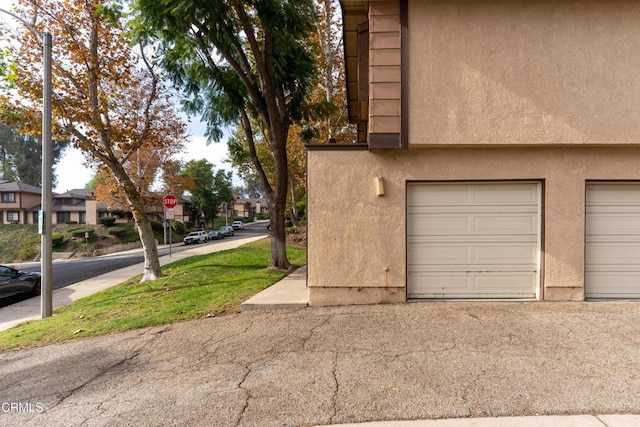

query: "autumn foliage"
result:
(0, 0), (188, 280)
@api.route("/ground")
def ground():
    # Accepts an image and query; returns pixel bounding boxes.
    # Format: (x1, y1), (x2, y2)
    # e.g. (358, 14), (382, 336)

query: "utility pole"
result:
(0, 8), (53, 317)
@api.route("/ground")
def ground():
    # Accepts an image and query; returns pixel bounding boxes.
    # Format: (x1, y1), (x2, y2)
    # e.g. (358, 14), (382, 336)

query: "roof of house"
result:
(55, 189), (96, 199)
(0, 181), (44, 194)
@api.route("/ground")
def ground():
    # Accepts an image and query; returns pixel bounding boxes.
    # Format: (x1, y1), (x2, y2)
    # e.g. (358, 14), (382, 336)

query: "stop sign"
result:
(163, 194), (177, 209)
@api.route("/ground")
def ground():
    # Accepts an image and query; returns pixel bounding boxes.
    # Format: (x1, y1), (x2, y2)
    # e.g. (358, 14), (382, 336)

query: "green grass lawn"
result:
(0, 239), (305, 350)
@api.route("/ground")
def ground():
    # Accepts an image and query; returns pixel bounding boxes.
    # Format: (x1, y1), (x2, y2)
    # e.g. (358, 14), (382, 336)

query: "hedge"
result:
(107, 226), (126, 236)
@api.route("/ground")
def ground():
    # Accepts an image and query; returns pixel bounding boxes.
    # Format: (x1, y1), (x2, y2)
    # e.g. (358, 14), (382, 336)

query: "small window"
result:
(7, 211), (19, 222)
(57, 212), (71, 224)
(1, 192), (16, 203)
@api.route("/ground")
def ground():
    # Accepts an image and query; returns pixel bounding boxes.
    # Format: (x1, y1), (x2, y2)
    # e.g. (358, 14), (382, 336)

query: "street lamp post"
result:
(0, 8), (53, 318)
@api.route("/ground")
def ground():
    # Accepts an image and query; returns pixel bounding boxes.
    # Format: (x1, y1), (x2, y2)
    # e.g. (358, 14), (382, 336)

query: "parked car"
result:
(184, 231), (208, 245)
(208, 230), (223, 240)
(219, 226), (235, 237)
(0, 265), (41, 298)
(231, 220), (245, 230)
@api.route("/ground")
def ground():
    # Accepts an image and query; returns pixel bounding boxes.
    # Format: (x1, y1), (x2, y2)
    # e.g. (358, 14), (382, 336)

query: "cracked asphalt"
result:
(1, 301), (639, 426)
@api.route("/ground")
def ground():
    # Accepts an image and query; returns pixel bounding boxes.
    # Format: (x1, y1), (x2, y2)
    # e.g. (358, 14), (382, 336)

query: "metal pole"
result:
(0, 9), (53, 318)
(41, 32), (53, 318)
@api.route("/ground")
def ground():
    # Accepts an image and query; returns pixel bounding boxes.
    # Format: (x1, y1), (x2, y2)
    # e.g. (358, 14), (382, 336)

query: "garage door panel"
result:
(473, 244), (538, 265)
(586, 183), (640, 298)
(408, 182), (540, 299)
(410, 214), (537, 236)
(408, 272), (537, 299)
(474, 185), (539, 205)
(474, 215), (538, 235)
(586, 273), (640, 299)
(587, 213), (640, 235)
(586, 242), (640, 265)
(410, 215), (472, 235)
(587, 185), (640, 204)
(409, 243), (537, 267)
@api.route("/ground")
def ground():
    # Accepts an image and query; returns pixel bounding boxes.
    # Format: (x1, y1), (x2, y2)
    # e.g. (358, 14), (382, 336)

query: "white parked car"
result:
(231, 221), (245, 230)
(183, 231), (208, 245)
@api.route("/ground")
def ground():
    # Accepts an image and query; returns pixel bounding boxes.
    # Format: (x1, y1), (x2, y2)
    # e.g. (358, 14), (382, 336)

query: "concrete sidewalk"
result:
(0, 235), (267, 331)
(241, 265), (308, 311)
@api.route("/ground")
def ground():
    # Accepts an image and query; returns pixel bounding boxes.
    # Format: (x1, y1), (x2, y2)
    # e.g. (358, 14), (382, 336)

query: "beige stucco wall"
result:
(307, 146), (640, 305)
(408, 0), (640, 145)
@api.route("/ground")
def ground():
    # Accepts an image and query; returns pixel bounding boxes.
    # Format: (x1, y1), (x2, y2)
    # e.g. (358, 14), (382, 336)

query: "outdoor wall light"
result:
(375, 176), (385, 197)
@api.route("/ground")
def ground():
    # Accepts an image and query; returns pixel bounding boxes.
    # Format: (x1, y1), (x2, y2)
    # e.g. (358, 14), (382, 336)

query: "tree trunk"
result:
(267, 126), (291, 270)
(133, 210), (163, 282)
(290, 177), (299, 227)
(113, 166), (163, 281)
(268, 190), (290, 270)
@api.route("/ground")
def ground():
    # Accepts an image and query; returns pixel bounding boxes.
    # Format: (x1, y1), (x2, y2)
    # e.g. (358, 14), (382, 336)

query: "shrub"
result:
(17, 246), (38, 261)
(71, 228), (95, 238)
(256, 213), (269, 220)
(150, 220), (164, 233)
(65, 221), (78, 225)
(172, 221), (186, 235)
(99, 216), (116, 227)
(184, 221), (193, 230)
(52, 232), (65, 247)
(107, 226), (126, 236)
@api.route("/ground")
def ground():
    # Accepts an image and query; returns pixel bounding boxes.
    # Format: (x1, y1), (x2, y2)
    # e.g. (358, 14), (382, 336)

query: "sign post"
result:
(163, 194), (178, 257)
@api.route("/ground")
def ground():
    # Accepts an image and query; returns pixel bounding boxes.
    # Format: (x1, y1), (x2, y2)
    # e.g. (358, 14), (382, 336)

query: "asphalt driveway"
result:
(0, 301), (639, 426)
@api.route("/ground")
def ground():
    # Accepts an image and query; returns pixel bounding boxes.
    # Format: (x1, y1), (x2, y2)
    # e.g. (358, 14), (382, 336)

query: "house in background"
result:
(231, 197), (268, 219)
(52, 189), (98, 225)
(0, 181), (192, 226)
(307, 0), (640, 305)
(0, 180), (41, 224)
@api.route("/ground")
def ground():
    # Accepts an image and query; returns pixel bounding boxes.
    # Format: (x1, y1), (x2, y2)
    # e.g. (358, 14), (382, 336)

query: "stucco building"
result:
(307, 0), (640, 304)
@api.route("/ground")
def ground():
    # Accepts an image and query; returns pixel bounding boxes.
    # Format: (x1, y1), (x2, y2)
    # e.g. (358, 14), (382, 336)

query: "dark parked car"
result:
(0, 265), (41, 298)
(208, 230), (223, 240)
(219, 226), (234, 237)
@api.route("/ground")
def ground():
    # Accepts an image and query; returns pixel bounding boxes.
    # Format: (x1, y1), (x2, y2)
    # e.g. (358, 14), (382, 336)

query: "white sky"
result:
(0, 0), (237, 193)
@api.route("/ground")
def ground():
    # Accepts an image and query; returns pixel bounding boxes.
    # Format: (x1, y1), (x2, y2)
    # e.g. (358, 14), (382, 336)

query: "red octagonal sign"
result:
(163, 194), (177, 209)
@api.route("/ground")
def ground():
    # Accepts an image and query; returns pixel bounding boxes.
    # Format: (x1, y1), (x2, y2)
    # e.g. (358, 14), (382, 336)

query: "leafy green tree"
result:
(0, 122), (69, 186)
(182, 159), (233, 227)
(133, 0), (318, 269)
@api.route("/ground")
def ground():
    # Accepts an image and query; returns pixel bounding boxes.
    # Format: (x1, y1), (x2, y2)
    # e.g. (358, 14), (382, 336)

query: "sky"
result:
(0, 0), (237, 193)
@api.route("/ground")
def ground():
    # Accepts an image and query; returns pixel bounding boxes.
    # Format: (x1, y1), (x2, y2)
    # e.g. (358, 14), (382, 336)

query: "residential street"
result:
(1, 301), (638, 426)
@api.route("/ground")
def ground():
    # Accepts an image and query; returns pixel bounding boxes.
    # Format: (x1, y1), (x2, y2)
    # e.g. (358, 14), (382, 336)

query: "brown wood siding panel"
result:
(369, 1), (403, 149)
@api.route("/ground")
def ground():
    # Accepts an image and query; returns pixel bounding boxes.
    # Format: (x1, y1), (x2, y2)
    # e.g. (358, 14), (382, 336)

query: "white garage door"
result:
(407, 182), (541, 299)
(586, 183), (640, 299)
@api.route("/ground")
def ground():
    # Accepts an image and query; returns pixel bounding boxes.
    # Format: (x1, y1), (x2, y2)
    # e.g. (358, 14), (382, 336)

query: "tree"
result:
(226, 0), (354, 226)
(0, 0), (188, 281)
(181, 159), (233, 226)
(0, 122), (69, 187)
(133, 0), (319, 269)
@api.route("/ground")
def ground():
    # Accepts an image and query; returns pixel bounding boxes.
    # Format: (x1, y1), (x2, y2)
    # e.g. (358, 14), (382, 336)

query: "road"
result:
(0, 222), (268, 308)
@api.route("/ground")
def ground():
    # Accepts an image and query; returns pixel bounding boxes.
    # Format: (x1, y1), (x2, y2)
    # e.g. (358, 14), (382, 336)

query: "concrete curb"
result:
(316, 414), (640, 427)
